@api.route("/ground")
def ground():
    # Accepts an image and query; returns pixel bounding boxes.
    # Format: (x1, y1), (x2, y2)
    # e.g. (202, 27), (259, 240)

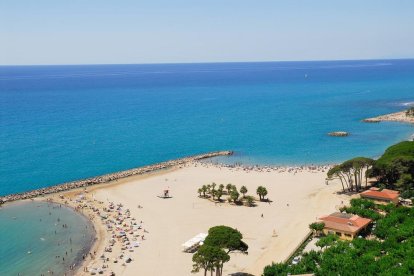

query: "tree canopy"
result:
(192, 245), (229, 276)
(370, 141), (414, 197)
(327, 157), (374, 192)
(203, 225), (248, 254)
(192, 225), (248, 276)
(256, 186), (268, 201)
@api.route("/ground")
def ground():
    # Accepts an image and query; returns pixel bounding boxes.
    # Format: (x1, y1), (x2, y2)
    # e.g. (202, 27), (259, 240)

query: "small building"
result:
(360, 187), (400, 205)
(319, 212), (371, 240)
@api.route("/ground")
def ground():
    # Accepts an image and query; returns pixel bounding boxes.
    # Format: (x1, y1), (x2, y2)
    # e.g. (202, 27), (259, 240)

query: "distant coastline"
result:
(363, 110), (414, 124)
(0, 151), (233, 203)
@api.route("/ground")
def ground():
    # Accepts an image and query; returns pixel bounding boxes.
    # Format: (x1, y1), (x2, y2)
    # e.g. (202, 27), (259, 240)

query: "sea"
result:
(0, 201), (95, 275)
(0, 59), (414, 275)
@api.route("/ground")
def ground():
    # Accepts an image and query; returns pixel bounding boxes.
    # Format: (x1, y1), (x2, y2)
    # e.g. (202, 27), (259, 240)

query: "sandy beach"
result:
(44, 162), (348, 276)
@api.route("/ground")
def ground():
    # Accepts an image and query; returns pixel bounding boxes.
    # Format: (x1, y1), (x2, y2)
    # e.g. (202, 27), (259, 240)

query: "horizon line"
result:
(1, 57), (414, 67)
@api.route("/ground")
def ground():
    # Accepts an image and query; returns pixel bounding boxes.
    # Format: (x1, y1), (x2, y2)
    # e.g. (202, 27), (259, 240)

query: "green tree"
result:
(204, 225), (248, 254)
(216, 189), (223, 201)
(309, 222), (325, 237)
(245, 195), (255, 207)
(219, 184), (225, 191)
(230, 190), (239, 203)
(316, 234), (338, 249)
(192, 245), (229, 276)
(197, 188), (202, 197)
(240, 186), (248, 198)
(256, 186), (268, 201)
(201, 185), (208, 197)
(226, 184), (232, 194)
(370, 141), (414, 191)
(211, 182), (217, 194)
(327, 157), (374, 192)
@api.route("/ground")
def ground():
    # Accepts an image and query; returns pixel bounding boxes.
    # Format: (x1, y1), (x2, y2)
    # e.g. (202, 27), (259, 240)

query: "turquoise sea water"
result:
(0, 201), (95, 275)
(1, 60), (414, 196)
(0, 60), (414, 275)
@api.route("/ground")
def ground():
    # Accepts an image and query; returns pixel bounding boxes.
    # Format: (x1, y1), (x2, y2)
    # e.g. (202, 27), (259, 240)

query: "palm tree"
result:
(256, 186), (263, 201)
(219, 184), (225, 191)
(216, 189), (223, 201)
(226, 184), (232, 194)
(240, 186), (248, 198)
(207, 184), (212, 194)
(256, 186), (268, 201)
(201, 185), (208, 197)
(261, 187), (268, 200)
(197, 188), (202, 197)
(230, 190), (240, 203)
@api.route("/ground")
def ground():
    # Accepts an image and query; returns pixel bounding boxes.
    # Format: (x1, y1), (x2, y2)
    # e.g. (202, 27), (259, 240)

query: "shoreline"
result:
(45, 162), (336, 275)
(0, 154), (354, 275)
(84, 162), (346, 275)
(0, 151), (233, 204)
(363, 110), (414, 124)
(54, 161), (339, 275)
(0, 199), (97, 276)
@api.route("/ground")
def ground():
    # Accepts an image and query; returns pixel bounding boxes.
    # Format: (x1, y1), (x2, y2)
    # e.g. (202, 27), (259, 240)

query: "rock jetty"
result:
(328, 131), (349, 137)
(0, 151), (233, 203)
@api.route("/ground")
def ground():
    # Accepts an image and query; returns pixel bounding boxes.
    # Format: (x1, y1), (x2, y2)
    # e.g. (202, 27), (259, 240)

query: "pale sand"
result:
(69, 163), (347, 276)
(364, 110), (414, 124)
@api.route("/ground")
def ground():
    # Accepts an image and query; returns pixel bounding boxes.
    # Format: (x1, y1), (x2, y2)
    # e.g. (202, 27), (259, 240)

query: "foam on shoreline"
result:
(0, 151), (233, 203)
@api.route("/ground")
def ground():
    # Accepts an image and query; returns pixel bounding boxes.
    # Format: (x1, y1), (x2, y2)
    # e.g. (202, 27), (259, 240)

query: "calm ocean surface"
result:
(1, 60), (414, 196)
(0, 201), (95, 275)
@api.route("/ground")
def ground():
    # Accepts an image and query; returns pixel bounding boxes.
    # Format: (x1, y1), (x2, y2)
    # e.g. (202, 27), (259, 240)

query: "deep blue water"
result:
(1, 60), (413, 196)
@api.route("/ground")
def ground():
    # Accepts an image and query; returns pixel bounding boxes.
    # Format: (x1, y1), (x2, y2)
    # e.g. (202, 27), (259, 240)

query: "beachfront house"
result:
(360, 187), (400, 205)
(319, 212), (372, 240)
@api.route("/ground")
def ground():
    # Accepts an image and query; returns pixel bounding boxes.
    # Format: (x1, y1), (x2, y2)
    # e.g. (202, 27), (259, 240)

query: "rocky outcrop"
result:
(363, 111), (414, 124)
(0, 151), (233, 203)
(362, 118), (381, 123)
(328, 131), (349, 137)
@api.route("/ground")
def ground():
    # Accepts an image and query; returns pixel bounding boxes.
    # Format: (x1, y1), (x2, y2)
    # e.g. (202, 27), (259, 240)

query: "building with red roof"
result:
(319, 212), (372, 240)
(360, 187), (400, 205)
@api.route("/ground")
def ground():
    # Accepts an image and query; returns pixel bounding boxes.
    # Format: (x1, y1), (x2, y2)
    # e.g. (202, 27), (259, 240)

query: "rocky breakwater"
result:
(0, 151), (233, 203)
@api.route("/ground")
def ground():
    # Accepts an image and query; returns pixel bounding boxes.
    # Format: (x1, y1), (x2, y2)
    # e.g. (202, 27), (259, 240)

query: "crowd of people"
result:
(191, 160), (333, 174)
(53, 192), (148, 275)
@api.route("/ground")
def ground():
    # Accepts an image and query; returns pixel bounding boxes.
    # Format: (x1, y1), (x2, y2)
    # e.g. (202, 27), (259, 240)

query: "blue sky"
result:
(1, 1), (414, 65)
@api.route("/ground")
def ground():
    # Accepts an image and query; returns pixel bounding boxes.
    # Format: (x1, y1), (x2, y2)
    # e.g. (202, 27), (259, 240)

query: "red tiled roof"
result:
(319, 212), (372, 234)
(360, 188), (399, 201)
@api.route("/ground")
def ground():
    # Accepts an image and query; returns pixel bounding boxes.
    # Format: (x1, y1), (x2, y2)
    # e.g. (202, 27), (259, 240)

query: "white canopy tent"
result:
(181, 233), (208, 252)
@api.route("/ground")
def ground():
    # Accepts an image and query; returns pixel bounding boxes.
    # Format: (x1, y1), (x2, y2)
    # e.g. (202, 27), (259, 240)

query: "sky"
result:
(1, 1), (414, 65)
